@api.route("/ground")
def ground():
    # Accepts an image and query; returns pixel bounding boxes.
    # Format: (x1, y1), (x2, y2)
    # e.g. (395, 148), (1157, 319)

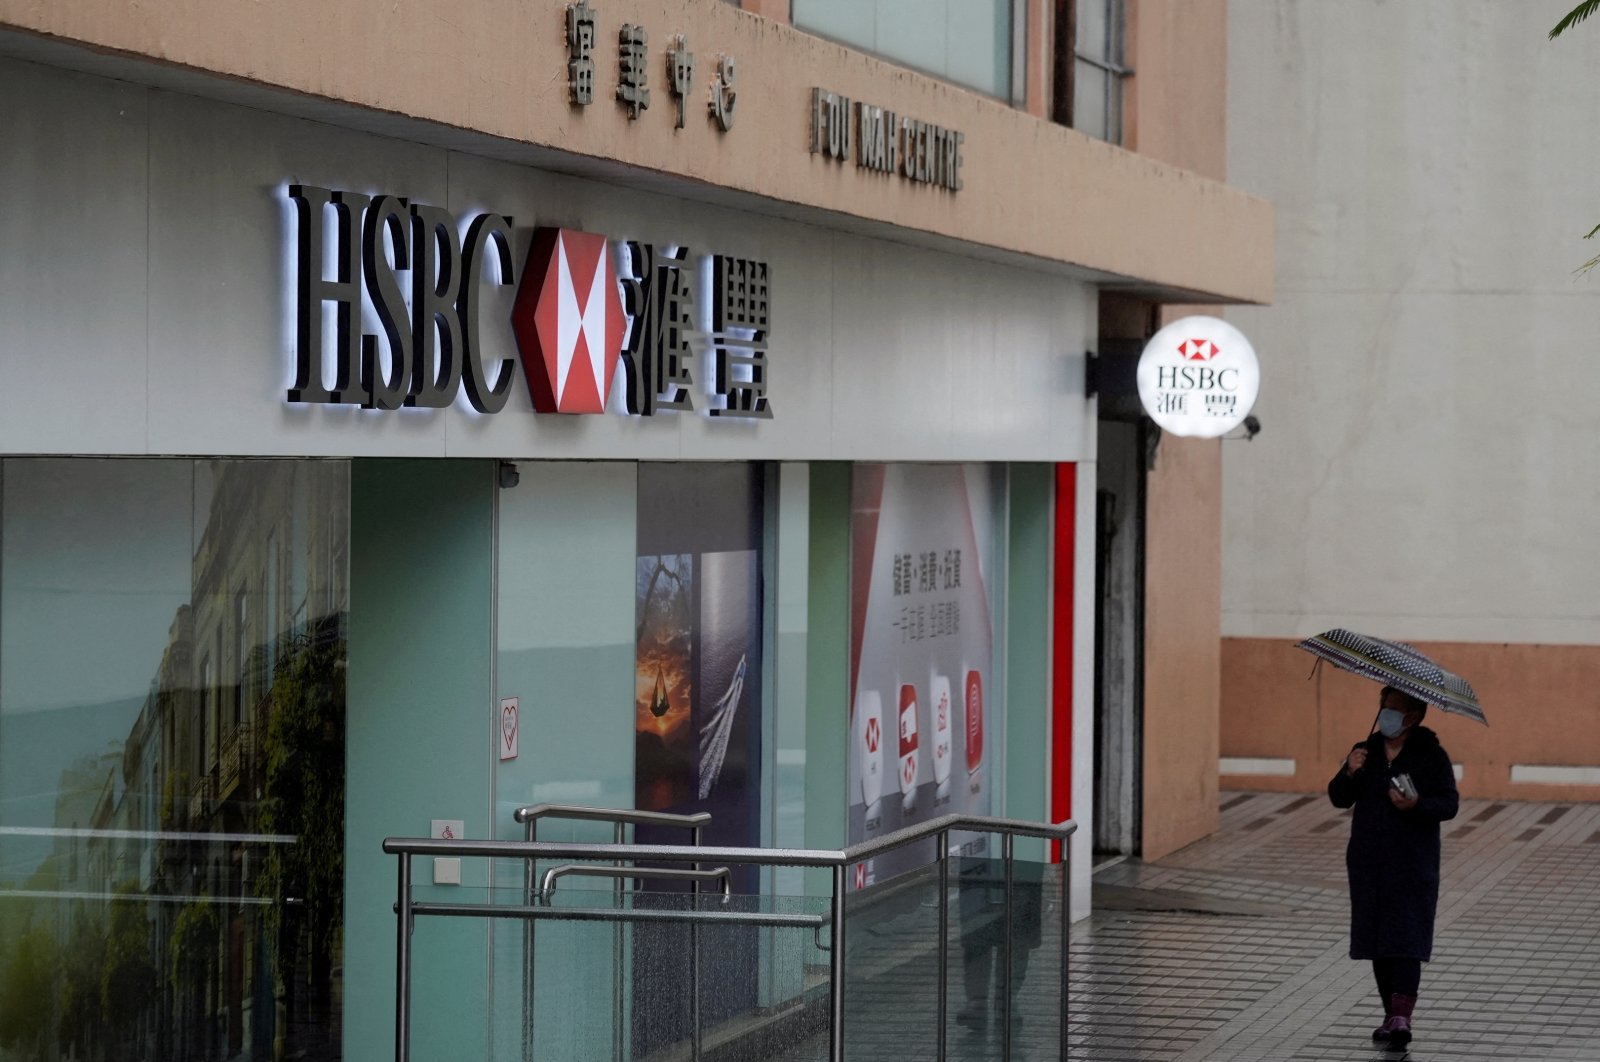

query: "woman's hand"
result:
(1345, 747), (1368, 776)
(1388, 788), (1419, 811)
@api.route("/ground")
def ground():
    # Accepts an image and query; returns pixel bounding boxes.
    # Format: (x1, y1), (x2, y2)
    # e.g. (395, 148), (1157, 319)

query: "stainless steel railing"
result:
(513, 804), (710, 1062)
(383, 811), (1077, 1062)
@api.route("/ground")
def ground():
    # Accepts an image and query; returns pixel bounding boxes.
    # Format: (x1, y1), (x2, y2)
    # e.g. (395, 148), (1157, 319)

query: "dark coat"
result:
(1327, 724), (1459, 960)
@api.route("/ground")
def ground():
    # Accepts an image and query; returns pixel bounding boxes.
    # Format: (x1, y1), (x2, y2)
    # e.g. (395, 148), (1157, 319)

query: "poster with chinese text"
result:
(848, 463), (999, 888)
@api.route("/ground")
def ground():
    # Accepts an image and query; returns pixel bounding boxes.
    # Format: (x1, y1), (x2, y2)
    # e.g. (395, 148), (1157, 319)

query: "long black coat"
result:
(1327, 725), (1459, 960)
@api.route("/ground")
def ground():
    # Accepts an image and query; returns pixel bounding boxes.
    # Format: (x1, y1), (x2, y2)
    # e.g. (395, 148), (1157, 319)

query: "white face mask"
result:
(1377, 707), (1408, 739)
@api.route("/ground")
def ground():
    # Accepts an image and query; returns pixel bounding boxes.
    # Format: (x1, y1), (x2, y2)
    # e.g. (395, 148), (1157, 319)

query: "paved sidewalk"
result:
(1071, 790), (1600, 1060)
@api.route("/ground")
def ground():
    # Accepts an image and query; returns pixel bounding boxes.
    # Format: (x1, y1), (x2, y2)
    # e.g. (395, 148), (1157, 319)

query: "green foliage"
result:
(60, 907), (110, 1055)
(254, 617), (347, 990)
(101, 881), (157, 1041)
(1549, 0), (1600, 38)
(1549, 3), (1600, 269)
(167, 894), (219, 999)
(0, 920), (55, 1054)
(1581, 222), (1600, 275)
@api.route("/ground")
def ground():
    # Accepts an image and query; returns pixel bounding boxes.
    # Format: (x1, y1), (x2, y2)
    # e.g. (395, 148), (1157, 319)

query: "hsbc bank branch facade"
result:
(0, 5), (1270, 1058)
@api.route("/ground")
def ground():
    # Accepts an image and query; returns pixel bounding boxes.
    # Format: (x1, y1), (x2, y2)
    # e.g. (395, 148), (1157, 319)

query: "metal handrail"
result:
(383, 812), (1074, 866)
(513, 802), (713, 829)
(383, 812), (1078, 1062)
(539, 863), (732, 903)
(510, 804), (710, 1062)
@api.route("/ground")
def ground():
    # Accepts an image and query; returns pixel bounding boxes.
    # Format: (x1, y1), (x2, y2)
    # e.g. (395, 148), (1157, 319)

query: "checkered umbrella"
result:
(1295, 628), (1487, 725)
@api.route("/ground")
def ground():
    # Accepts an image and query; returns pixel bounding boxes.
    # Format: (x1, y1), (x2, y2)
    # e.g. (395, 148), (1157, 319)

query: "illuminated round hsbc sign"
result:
(1136, 315), (1260, 438)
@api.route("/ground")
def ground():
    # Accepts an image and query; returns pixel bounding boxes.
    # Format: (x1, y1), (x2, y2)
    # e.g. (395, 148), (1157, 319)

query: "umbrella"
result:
(1295, 628), (1487, 726)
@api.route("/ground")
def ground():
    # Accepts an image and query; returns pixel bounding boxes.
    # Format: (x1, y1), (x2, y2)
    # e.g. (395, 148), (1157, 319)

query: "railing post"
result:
(1002, 833), (1014, 1062)
(691, 824), (703, 1062)
(1059, 845), (1070, 1061)
(829, 862), (847, 1062)
(614, 822), (626, 1062)
(396, 852), (413, 1062)
(523, 821), (538, 1062)
(937, 830), (949, 1062)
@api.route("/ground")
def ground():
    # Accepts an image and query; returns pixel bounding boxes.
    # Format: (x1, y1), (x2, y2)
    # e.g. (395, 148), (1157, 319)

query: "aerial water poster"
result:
(631, 463), (764, 1053)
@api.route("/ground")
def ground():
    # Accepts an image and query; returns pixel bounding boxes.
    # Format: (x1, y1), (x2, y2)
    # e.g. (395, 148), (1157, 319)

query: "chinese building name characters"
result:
(566, 2), (736, 132)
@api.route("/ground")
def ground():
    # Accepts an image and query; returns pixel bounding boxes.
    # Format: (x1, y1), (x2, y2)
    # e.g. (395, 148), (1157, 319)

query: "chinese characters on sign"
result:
(810, 88), (964, 192)
(666, 35), (694, 129)
(565, 3), (736, 132)
(617, 24), (651, 119)
(710, 56), (736, 131)
(616, 244), (774, 418)
(889, 548), (964, 644)
(619, 242), (696, 415)
(708, 255), (771, 418)
(567, 1), (597, 105)
(891, 550), (963, 595)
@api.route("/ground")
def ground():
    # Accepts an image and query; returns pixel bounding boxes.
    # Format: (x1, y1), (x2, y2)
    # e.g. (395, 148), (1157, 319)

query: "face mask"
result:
(1376, 707), (1408, 739)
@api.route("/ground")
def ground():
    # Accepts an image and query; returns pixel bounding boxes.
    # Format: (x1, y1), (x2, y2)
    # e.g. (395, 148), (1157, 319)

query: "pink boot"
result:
(1377, 994), (1415, 1049)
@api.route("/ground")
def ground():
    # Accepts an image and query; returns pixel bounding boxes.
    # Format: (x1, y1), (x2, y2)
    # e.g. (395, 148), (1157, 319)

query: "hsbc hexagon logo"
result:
(511, 228), (626, 414)
(1177, 337), (1220, 362)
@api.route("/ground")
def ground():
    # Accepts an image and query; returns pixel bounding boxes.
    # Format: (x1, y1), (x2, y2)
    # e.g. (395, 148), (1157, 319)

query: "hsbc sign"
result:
(285, 185), (773, 419)
(515, 228), (624, 414)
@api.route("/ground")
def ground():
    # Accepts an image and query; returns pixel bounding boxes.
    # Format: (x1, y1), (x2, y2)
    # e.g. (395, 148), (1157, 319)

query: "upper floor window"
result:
(1072, 0), (1129, 143)
(791, 0), (1016, 101)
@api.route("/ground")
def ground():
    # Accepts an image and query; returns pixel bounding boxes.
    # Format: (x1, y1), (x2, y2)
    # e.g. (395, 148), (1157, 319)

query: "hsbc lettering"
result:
(286, 185), (773, 419)
(1156, 365), (1241, 392)
(288, 186), (517, 412)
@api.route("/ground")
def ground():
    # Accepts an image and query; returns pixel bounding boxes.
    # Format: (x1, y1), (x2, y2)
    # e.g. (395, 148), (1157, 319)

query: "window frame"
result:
(1071, 0), (1133, 144)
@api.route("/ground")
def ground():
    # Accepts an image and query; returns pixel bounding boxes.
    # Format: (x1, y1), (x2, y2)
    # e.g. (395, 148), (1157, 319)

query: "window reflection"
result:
(0, 459), (349, 1061)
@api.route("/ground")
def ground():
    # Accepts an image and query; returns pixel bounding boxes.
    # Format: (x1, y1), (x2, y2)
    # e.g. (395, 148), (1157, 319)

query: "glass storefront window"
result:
(0, 459), (349, 1062)
(490, 461), (770, 1061)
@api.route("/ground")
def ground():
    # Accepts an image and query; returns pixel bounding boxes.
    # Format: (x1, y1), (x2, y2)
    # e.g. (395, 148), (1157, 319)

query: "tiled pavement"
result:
(1073, 791), (1600, 1060)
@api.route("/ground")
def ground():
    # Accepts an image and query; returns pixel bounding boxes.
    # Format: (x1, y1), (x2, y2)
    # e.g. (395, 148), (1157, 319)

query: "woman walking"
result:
(1328, 685), (1459, 1049)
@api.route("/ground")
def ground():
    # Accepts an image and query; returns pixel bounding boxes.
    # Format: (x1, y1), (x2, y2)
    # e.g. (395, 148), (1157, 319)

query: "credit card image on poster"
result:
(898, 683), (920, 815)
(965, 669), (984, 795)
(930, 673), (953, 805)
(856, 689), (885, 826)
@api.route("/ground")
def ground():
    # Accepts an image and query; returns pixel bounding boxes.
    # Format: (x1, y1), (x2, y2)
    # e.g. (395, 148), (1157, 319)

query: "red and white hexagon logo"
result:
(1178, 337), (1220, 362)
(511, 228), (625, 414)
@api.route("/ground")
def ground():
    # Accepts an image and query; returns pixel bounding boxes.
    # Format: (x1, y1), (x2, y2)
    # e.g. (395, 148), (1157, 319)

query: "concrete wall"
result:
(1222, 637), (1600, 802)
(1126, 0), (1228, 182)
(0, 0), (1272, 304)
(1142, 436), (1224, 858)
(1120, 0), (1232, 859)
(1221, 0), (1600, 799)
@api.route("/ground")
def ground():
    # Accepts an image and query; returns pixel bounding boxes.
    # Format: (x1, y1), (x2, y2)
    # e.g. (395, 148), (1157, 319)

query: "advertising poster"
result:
(633, 550), (761, 815)
(849, 463), (998, 888)
(632, 464), (764, 1052)
(635, 553), (697, 810)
